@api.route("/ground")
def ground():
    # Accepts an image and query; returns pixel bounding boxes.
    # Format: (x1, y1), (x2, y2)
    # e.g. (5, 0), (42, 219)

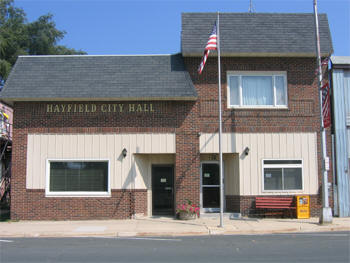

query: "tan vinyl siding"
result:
(223, 154), (240, 195)
(26, 133), (176, 189)
(200, 132), (318, 196)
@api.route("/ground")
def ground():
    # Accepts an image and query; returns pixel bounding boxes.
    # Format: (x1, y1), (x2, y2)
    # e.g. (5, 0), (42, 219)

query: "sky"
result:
(14, 0), (350, 56)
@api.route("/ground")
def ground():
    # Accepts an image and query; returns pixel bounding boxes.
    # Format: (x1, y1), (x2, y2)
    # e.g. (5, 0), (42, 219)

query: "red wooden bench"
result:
(255, 197), (296, 217)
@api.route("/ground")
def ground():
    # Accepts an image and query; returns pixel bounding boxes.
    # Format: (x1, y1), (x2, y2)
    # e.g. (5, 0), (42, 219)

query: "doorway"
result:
(201, 162), (220, 212)
(152, 165), (174, 216)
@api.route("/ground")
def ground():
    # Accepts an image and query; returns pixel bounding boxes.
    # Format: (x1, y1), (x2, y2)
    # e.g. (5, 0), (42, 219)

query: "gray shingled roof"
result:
(0, 54), (197, 103)
(182, 13), (333, 57)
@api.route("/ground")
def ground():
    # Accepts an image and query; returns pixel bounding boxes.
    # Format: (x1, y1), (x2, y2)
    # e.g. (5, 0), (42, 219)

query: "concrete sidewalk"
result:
(0, 216), (349, 238)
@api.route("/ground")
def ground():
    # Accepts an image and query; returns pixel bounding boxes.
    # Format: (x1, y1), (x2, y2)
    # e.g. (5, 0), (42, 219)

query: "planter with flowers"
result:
(176, 199), (200, 220)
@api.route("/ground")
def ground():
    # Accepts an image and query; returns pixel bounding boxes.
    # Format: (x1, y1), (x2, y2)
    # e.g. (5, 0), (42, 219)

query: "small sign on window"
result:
(204, 173), (211, 178)
(265, 173), (272, 178)
(160, 178), (167, 183)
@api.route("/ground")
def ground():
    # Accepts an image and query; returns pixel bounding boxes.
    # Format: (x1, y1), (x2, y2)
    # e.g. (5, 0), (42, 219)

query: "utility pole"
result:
(217, 12), (224, 228)
(313, 0), (333, 224)
(249, 0), (255, 13)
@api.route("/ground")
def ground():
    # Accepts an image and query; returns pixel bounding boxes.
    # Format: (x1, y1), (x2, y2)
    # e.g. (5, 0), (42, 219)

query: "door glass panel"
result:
(202, 163), (219, 185)
(202, 163), (220, 209)
(203, 187), (220, 208)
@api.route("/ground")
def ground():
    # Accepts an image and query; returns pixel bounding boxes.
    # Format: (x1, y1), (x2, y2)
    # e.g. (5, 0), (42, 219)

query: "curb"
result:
(0, 226), (349, 238)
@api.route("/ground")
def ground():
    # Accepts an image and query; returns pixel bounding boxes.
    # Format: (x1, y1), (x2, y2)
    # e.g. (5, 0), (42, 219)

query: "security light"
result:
(244, 147), (250, 156)
(122, 148), (127, 158)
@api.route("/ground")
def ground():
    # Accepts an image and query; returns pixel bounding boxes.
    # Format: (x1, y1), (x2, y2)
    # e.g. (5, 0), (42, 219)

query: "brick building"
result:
(0, 13), (333, 220)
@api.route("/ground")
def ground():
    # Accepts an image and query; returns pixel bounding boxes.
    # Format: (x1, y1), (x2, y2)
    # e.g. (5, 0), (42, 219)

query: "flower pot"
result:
(178, 211), (196, 220)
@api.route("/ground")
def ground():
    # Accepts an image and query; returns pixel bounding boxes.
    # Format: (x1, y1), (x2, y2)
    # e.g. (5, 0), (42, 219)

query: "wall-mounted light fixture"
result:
(244, 147), (250, 156)
(122, 148), (127, 158)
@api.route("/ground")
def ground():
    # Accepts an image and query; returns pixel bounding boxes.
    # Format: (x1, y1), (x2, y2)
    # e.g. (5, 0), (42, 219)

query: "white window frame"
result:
(262, 159), (303, 192)
(227, 71), (288, 109)
(46, 159), (111, 197)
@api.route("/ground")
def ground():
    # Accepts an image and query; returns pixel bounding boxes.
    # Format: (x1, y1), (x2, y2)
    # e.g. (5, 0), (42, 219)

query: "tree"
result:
(0, 0), (85, 87)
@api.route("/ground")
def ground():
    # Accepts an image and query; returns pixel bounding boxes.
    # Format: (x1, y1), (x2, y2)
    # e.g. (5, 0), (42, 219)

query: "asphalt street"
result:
(0, 232), (349, 263)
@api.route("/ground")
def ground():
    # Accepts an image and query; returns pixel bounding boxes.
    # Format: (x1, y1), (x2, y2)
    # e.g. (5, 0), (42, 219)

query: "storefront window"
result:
(47, 161), (109, 196)
(263, 160), (302, 191)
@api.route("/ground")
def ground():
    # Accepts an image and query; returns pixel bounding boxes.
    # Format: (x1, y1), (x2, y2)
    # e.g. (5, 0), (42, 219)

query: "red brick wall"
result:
(11, 101), (200, 220)
(10, 56), (333, 220)
(184, 57), (322, 133)
(11, 189), (147, 220)
(184, 56), (333, 216)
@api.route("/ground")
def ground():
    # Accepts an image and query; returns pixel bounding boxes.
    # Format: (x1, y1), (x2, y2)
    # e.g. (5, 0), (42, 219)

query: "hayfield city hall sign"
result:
(46, 103), (155, 114)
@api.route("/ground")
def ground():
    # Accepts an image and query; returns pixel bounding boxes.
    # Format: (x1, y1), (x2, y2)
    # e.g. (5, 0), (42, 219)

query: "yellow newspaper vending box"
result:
(296, 196), (310, 219)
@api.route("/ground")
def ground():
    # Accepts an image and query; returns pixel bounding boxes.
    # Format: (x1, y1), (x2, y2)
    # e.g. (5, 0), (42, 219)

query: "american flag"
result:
(198, 22), (217, 74)
(322, 82), (331, 128)
(315, 57), (330, 76)
(321, 57), (330, 66)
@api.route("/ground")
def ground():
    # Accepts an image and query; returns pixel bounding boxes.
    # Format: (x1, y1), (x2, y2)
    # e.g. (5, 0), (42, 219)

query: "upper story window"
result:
(227, 72), (288, 108)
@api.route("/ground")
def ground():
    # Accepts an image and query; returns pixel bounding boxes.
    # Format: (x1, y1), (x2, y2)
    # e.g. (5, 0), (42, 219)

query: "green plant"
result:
(176, 199), (200, 216)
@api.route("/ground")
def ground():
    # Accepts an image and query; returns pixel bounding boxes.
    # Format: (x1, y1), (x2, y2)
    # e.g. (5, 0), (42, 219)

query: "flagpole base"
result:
(319, 207), (333, 224)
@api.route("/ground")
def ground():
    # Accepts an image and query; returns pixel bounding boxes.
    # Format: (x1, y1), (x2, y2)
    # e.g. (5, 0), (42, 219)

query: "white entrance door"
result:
(201, 162), (220, 212)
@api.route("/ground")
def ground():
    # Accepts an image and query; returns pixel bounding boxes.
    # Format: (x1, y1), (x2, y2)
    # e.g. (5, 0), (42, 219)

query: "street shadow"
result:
(273, 219), (320, 226)
(136, 217), (205, 227)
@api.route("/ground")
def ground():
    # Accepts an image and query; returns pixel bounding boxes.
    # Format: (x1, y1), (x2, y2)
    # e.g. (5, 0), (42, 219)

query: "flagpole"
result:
(217, 12), (224, 228)
(313, 0), (332, 224)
